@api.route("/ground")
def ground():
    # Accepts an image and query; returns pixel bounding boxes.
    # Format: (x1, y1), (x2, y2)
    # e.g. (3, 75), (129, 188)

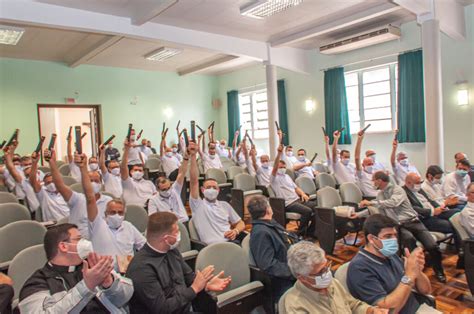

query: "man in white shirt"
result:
(67, 134), (100, 183)
(99, 145), (122, 198)
(332, 130), (356, 184)
(217, 139), (231, 158)
(354, 131), (377, 198)
(160, 132), (181, 180)
(365, 149), (386, 172)
(47, 148), (112, 240)
(140, 138), (153, 158)
(250, 147), (272, 187)
(189, 141), (246, 245)
(148, 154), (189, 224)
(170, 143), (183, 162)
(79, 155), (145, 260)
(293, 149), (316, 179)
(443, 159), (471, 204)
(271, 144), (314, 235)
(127, 129), (144, 166)
(460, 183), (474, 237)
(390, 138), (420, 184)
(421, 165), (459, 208)
(198, 139), (223, 173)
(121, 139), (156, 207)
(282, 145), (298, 169)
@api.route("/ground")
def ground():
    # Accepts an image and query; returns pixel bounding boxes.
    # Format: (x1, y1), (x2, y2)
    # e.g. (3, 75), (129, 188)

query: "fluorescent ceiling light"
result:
(145, 47), (182, 61)
(0, 25), (25, 45)
(240, 0), (304, 19)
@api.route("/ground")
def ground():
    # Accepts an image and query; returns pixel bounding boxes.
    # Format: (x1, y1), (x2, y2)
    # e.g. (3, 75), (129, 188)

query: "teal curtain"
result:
(277, 79), (289, 146)
(397, 50), (425, 143)
(227, 90), (240, 145)
(324, 67), (351, 144)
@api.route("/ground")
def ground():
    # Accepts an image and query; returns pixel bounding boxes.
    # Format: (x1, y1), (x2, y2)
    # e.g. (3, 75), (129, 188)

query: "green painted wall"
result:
(0, 59), (218, 155)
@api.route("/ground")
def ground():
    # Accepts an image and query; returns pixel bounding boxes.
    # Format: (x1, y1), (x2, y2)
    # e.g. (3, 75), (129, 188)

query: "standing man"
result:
(332, 130), (356, 184)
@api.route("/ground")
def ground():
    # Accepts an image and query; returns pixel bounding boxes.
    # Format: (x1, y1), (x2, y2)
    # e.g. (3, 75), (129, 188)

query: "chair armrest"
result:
(219, 183), (233, 188)
(181, 250), (199, 260)
(243, 190), (263, 197)
(231, 188), (245, 219)
(256, 185), (269, 196)
(191, 239), (207, 251)
(216, 281), (264, 308)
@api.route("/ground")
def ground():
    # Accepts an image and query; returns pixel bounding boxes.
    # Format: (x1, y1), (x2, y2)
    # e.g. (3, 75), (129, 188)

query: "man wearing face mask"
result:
(198, 137), (224, 172)
(391, 138), (420, 184)
(250, 147), (272, 187)
(282, 145), (298, 169)
(19, 223), (133, 313)
(355, 131), (378, 197)
(105, 141), (121, 162)
(332, 131), (356, 184)
(460, 183), (474, 237)
(217, 139), (232, 158)
(160, 131), (181, 180)
(171, 143), (183, 162)
(285, 241), (386, 314)
(293, 149), (316, 179)
(127, 212), (231, 313)
(99, 145), (123, 198)
(348, 215), (432, 314)
(421, 165), (459, 208)
(190, 142), (246, 245)
(365, 150), (385, 172)
(442, 159), (471, 204)
(121, 138), (156, 207)
(127, 129), (145, 166)
(359, 171), (447, 282)
(148, 154), (189, 223)
(80, 155), (145, 259)
(46, 148), (112, 239)
(147, 140), (157, 154)
(140, 138), (153, 158)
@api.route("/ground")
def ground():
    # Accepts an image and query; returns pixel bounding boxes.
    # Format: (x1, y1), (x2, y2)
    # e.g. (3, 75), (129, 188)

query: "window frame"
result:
(238, 88), (269, 140)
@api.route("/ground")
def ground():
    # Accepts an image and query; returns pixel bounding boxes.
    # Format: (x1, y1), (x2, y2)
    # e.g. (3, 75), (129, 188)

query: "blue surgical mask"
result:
(374, 237), (398, 257)
(456, 170), (468, 178)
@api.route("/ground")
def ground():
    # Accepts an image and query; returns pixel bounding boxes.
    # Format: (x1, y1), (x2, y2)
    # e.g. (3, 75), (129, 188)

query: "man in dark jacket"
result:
(0, 273), (13, 313)
(126, 212), (231, 313)
(247, 195), (296, 306)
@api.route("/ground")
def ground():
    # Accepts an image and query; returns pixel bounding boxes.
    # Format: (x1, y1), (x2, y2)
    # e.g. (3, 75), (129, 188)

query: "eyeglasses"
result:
(310, 261), (332, 277)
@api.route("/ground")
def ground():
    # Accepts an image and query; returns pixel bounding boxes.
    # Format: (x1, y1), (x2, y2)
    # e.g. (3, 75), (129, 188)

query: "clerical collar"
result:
(147, 242), (167, 254)
(47, 262), (78, 273)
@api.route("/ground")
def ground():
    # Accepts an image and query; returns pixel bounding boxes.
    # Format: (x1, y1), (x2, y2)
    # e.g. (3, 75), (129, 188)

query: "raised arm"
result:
(120, 139), (131, 181)
(197, 133), (204, 158)
(293, 160), (310, 171)
(67, 132), (73, 163)
(47, 148), (73, 201)
(324, 135), (331, 162)
(390, 138), (398, 168)
(3, 146), (22, 184)
(176, 149), (189, 186)
(332, 131), (341, 163)
(271, 144), (284, 177)
(78, 154), (98, 222)
(176, 123), (181, 153)
(354, 131), (364, 171)
(232, 130), (239, 151)
(98, 145), (107, 174)
(29, 151), (42, 193)
(250, 146), (259, 172)
(189, 142), (200, 199)
(160, 132), (166, 157)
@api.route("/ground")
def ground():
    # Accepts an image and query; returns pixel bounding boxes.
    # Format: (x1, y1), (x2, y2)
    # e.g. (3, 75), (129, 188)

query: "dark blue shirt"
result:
(347, 247), (420, 314)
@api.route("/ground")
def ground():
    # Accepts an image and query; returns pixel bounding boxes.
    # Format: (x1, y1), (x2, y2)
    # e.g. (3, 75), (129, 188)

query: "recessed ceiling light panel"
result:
(240, 0), (304, 19)
(145, 47), (182, 62)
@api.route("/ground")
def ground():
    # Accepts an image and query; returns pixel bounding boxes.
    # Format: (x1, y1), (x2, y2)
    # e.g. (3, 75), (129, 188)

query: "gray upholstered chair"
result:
(0, 203), (31, 228)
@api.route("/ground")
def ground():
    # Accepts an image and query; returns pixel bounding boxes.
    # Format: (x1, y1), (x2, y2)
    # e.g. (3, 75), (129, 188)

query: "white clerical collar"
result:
(147, 242), (167, 254)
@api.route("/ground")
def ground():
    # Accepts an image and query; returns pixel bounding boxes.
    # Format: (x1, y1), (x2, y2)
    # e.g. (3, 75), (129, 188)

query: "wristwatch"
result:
(400, 275), (413, 286)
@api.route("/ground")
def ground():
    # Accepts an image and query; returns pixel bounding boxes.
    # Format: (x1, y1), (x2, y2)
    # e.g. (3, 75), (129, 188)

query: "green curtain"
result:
(277, 79), (289, 146)
(324, 67), (351, 144)
(397, 50), (425, 143)
(227, 90), (240, 145)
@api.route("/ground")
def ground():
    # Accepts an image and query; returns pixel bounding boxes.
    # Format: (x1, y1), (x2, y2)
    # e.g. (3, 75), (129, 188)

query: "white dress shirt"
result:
(148, 182), (189, 223)
(442, 172), (470, 202)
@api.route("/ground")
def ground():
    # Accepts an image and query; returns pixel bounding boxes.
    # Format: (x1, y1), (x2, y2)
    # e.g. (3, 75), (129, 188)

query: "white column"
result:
(421, 18), (444, 167)
(266, 63), (279, 159)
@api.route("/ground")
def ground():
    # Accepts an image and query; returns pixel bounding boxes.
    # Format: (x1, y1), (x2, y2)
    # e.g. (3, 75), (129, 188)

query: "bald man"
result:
(391, 138), (420, 184)
(355, 132), (377, 197)
(365, 149), (385, 172)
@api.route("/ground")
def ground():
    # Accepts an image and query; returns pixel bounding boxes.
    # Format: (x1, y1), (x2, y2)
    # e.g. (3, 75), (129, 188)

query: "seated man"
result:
(217, 139), (231, 158)
(293, 149), (316, 179)
(365, 149), (385, 172)
(0, 273), (13, 314)
(99, 145), (122, 198)
(160, 131), (181, 180)
(198, 139), (223, 172)
(391, 138), (420, 184)
(19, 223), (133, 313)
(285, 241), (385, 314)
(105, 140), (121, 162)
(332, 131), (356, 184)
(421, 165), (459, 208)
(121, 138), (156, 207)
(348, 214), (432, 314)
(126, 129), (144, 166)
(148, 154), (189, 224)
(79, 154), (146, 258)
(140, 138), (153, 158)
(443, 159), (471, 204)
(126, 212), (231, 313)
(460, 183), (474, 237)
(282, 145), (298, 169)
(359, 171), (446, 282)
(271, 144), (315, 235)
(250, 146), (272, 187)
(189, 142), (246, 245)
(355, 131), (378, 197)
(248, 195), (296, 303)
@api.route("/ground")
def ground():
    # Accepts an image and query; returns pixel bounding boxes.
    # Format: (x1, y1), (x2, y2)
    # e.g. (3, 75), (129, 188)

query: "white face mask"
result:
(132, 171), (144, 180)
(309, 270), (333, 289)
(66, 238), (94, 260)
(365, 165), (373, 174)
(203, 188), (219, 201)
(110, 168), (120, 176)
(91, 182), (102, 194)
(261, 162), (269, 169)
(209, 154), (216, 159)
(172, 148), (178, 153)
(277, 168), (286, 175)
(159, 190), (171, 198)
(287, 152), (294, 157)
(89, 163), (99, 171)
(341, 158), (350, 166)
(298, 156), (306, 162)
(106, 214), (124, 229)
(369, 154), (376, 162)
(433, 178), (442, 185)
(412, 184), (422, 192)
(46, 183), (57, 193)
(400, 159), (409, 166)
(166, 152), (173, 157)
(165, 231), (181, 250)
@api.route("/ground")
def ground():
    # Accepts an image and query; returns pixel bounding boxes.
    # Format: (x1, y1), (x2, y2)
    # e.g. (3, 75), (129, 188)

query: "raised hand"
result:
(206, 271), (231, 292)
(75, 153), (87, 169)
(191, 265), (215, 293)
(82, 256), (114, 291)
(403, 248), (420, 280)
(188, 141), (198, 155)
(333, 130), (341, 139)
(277, 144), (284, 153)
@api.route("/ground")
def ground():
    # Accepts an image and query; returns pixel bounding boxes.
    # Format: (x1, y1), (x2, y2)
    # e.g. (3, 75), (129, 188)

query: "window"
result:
(345, 63), (398, 133)
(239, 89), (269, 139)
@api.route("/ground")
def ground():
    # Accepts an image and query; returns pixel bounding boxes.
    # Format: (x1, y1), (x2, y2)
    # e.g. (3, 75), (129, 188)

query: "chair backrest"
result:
(61, 176), (77, 187)
(241, 234), (256, 267)
(0, 203), (31, 228)
(188, 219), (200, 241)
(222, 160), (235, 172)
(8, 244), (46, 302)
(267, 185), (276, 198)
(176, 222), (193, 254)
(316, 173), (336, 189)
(58, 163), (71, 176)
(233, 173), (256, 191)
(313, 163), (329, 173)
(70, 183), (84, 194)
(205, 168), (227, 184)
(278, 289), (291, 314)
(57, 216), (69, 225)
(195, 242), (250, 292)
(339, 182), (363, 204)
(285, 169), (296, 181)
(125, 205), (148, 233)
(334, 262), (350, 291)
(101, 191), (116, 199)
(295, 176), (317, 196)
(149, 154), (161, 159)
(38, 166), (51, 174)
(0, 192), (18, 204)
(55, 160), (66, 168)
(0, 221), (47, 265)
(450, 213), (470, 241)
(227, 166), (244, 180)
(317, 186), (342, 208)
(145, 157), (162, 170)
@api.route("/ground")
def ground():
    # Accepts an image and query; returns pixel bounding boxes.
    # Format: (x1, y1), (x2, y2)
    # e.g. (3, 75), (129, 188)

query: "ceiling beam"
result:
(270, 3), (403, 47)
(130, 0), (178, 26)
(69, 35), (123, 68)
(177, 55), (239, 76)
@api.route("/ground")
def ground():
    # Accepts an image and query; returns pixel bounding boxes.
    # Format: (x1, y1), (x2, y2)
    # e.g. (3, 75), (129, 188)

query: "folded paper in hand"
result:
(334, 206), (355, 218)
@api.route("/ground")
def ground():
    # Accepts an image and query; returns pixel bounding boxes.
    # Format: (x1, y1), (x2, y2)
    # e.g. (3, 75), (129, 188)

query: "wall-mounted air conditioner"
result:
(319, 25), (401, 54)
